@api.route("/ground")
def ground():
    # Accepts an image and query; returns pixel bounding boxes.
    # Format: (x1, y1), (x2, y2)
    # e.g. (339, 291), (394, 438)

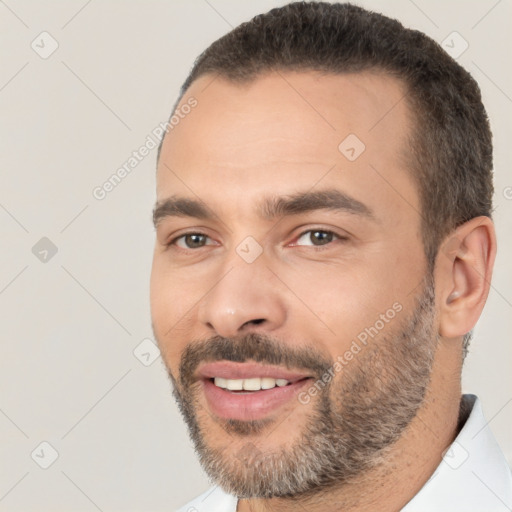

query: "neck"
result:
(237, 340), (462, 512)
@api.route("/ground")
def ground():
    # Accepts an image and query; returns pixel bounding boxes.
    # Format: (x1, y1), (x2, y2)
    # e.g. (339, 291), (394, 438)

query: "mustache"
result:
(178, 332), (333, 388)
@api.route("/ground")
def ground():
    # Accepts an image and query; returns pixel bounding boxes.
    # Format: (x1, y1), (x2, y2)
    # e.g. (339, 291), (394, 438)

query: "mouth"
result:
(197, 361), (313, 422)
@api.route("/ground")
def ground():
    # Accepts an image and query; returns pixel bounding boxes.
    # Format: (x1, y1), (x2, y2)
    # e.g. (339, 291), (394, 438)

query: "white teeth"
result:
(214, 377), (228, 389)
(213, 377), (291, 391)
(260, 377), (276, 390)
(243, 378), (261, 391)
(225, 379), (243, 391)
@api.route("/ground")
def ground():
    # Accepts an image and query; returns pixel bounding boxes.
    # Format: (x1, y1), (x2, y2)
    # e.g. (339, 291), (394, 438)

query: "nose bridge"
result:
(198, 245), (286, 337)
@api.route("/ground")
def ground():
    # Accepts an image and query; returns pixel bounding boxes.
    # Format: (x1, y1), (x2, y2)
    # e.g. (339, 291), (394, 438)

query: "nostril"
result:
(244, 318), (265, 328)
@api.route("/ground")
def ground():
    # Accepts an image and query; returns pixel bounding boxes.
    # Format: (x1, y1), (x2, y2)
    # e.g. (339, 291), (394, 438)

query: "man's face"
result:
(150, 71), (437, 497)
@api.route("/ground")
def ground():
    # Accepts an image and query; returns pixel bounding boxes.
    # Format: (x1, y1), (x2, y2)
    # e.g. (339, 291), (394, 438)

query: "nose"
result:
(197, 256), (287, 339)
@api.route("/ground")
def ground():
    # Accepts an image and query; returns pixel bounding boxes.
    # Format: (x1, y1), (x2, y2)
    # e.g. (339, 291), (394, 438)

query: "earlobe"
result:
(437, 216), (496, 339)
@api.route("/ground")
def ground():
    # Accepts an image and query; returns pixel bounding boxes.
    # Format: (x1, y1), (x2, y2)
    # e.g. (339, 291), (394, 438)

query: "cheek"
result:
(282, 253), (416, 353)
(150, 255), (194, 324)
(150, 260), (190, 365)
(150, 260), (168, 328)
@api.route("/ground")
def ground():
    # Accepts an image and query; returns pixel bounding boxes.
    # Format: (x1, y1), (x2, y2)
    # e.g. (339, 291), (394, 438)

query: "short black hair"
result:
(159, 1), (493, 272)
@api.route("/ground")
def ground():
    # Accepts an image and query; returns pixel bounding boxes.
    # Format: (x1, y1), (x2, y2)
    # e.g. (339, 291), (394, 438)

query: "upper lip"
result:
(197, 361), (312, 383)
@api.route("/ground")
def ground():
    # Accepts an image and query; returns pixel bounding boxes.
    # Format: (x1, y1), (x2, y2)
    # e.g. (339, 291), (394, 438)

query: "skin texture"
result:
(150, 71), (496, 511)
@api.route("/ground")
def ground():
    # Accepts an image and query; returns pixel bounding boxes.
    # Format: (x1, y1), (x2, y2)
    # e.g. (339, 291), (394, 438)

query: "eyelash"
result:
(166, 228), (347, 252)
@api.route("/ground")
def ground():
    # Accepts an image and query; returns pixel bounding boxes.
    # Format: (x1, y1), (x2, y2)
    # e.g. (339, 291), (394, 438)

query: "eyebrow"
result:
(257, 189), (374, 221)
(152, 189), (374, 228)
(152, 196), (215, 228)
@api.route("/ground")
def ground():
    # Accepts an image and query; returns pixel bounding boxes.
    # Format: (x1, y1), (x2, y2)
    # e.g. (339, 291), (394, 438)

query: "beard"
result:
(163, 275), (438, 499)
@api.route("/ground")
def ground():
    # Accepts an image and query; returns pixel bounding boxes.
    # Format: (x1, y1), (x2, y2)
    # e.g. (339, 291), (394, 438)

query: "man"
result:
(150, 2), (512, 510)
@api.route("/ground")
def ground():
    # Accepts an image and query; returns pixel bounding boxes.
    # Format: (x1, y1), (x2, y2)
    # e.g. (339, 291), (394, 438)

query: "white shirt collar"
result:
(402, 394), (512, 511)
(177, 394), (512, 511)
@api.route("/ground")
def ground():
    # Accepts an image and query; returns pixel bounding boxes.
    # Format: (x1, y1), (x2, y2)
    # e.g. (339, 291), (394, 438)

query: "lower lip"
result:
(201, 378), (311, 422)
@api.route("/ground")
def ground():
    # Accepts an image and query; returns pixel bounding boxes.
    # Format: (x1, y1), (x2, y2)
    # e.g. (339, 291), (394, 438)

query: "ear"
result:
(435, 216), (496, 339)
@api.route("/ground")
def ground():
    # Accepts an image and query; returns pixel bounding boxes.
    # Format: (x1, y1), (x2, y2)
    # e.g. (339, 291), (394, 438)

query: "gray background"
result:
(0, 0), (511, 510)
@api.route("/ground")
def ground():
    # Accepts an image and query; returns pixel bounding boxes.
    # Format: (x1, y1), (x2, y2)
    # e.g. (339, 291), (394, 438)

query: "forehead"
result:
(156, 70), (418, 220)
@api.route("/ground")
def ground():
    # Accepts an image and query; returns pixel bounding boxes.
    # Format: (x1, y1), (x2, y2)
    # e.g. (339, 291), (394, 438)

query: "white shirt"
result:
(176, 394), (512, 511)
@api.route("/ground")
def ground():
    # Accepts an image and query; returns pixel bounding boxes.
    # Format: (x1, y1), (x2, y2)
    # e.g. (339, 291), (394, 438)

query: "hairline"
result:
(157, 66), (418, 173)
(156, 67), (425, 247)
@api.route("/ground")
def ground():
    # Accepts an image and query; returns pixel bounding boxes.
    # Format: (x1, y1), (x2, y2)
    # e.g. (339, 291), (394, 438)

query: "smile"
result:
(197, 362), (313, 422)
(213, 376), (293, 391)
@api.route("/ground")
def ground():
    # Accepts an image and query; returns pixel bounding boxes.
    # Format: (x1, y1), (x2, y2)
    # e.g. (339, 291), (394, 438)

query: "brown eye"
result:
(172, 233), (211, 249)
(295, 230), (338, 246)
(311, 231), (334, 245)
